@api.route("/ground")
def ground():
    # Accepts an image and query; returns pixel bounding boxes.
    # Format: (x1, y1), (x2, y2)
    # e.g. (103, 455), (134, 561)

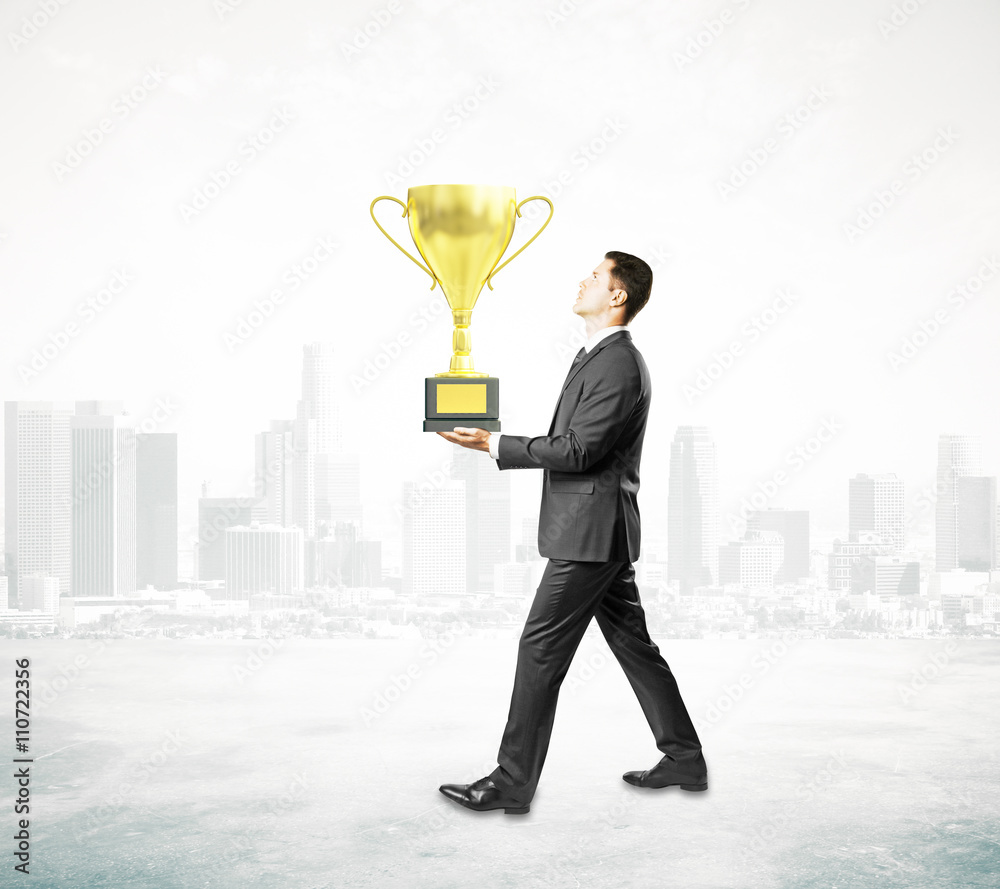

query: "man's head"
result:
(574, 251), (653, 328)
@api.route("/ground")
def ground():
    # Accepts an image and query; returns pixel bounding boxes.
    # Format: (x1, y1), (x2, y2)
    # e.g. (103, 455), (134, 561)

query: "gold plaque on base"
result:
(422, 376), (499, 432)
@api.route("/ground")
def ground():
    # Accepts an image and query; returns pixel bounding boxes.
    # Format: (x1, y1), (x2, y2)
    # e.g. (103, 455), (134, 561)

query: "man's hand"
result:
(437, 427), (492, 453)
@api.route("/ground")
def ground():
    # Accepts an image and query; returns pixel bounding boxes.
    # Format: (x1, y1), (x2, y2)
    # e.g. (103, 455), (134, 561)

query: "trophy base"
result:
(424, 418), (501, 432)
(425, 376), (500, 433)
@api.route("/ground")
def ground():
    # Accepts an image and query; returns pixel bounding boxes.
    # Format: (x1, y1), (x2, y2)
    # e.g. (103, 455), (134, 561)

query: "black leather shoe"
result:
(438, 776), (530, 814)
(623, 758), (708, 791)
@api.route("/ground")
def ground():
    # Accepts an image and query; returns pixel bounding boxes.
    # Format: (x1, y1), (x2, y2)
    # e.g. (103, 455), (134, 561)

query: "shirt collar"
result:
(585, 325), (628, 353)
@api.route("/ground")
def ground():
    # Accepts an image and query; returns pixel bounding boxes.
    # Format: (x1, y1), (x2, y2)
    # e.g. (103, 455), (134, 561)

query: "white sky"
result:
(1, 0), (998, 562)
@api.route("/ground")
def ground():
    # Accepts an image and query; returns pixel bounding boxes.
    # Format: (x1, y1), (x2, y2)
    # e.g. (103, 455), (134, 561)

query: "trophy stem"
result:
(445, 309), (484, 376)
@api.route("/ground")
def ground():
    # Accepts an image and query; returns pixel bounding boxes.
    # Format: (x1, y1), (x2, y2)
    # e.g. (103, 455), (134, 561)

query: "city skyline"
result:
(3, 342), (998, 612)
(8, 341), (998, 558)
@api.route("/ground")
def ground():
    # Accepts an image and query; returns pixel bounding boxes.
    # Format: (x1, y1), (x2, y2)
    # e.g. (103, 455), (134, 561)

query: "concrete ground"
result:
(5, 635), (999, 888)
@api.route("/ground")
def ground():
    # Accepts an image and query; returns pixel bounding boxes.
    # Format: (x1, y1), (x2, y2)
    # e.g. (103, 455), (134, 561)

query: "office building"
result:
(254, 421), (295, 527)
(310, 522), (381, 588)
(451, 447), (511, 594)
(851, 556), (920, 597)
(747, 508), (810, 583)
(198, 493), (256, 581)
(828, 532), (895, 592)
(668, 426), (719, 593)
(718, 530), (785, 588)
(402, 479), (466, 597)
(22, 575), (60, 614)
(957, 476), (997, 571)
(4, 401), (75, 605)
(136, 432), (178, 590)
(225, 524), (304, 598)
(70, 406), (136, 597)
(935, 435), (982, 571)
(849, 473), (904, 553)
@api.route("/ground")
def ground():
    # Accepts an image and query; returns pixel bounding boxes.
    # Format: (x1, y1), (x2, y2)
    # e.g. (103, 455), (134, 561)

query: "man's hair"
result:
(605, 251), (653, 324)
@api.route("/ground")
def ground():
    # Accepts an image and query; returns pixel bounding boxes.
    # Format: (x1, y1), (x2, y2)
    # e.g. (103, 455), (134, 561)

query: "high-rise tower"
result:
(935, 435), (982, 571)
(70, 403), (136, 597)
(667, 426), (719, 594)
(4, 402), (75, 606)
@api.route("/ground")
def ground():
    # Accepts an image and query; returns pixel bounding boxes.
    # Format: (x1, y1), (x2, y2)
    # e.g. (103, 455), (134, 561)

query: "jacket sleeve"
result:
(496, 354), (641, 472)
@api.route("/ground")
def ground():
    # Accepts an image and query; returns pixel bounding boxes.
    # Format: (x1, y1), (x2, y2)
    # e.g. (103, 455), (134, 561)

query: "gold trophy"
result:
(370, 184), (554, 431)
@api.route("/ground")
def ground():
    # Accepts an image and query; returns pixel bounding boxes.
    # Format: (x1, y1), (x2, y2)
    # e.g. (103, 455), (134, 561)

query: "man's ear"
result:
(610, 289), (628, 307)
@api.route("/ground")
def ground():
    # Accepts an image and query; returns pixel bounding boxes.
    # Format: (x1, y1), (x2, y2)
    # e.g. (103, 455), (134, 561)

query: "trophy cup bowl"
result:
(371, 183), (553, 431)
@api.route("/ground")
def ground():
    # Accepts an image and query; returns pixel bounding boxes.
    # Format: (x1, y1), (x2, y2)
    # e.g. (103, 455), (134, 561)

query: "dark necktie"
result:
(548, 347), (587, 433)
(560, 347), (586, 387)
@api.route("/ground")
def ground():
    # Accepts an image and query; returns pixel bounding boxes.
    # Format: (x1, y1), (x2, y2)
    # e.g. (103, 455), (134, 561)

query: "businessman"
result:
(436, 251), (707, 815)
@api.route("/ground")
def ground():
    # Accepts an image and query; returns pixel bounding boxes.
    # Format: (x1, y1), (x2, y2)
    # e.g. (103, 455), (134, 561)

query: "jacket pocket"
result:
(549, 477), (595, 494)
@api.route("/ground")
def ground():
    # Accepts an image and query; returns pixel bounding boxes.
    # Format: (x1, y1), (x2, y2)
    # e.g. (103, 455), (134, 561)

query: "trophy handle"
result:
(485, 195), (555, 291)
(369, 196), (438, 290)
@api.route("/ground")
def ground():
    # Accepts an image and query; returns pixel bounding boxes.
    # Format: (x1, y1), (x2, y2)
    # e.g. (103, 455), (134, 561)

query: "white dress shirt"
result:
(487, 325), (628, 459)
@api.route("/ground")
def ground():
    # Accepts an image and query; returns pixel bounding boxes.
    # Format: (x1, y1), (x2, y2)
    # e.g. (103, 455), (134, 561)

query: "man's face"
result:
(574, 258), (621, 318)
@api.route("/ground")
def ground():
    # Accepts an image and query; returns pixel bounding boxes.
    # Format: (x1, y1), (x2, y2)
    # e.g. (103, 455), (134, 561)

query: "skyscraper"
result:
(718, 530), (785, 588)
(747, 508), (810, 583)
(254, 420), (295, 527)
(311, 522), (381, 588)
(292, 343), (343, 538)
(317, 453), (363, 535)
(668, 426), (719, 594)
(198, 495), (256, 582)
(4, 401), (75, 606)
(21, 575), (60, 614)
(402, 479), (466, 597)
(136, 432), (178, 590)
(517, 517), (540, 562)
(225, 524), (304, 598)
(849, 473), (904, 553)
(935, 435), (983, 571)
(70, 406), (137, 597)
(957, 476), (997, 571)
(291, 416), (317, 537)
(298, 342), (341, 454)
(450, 448), (511, 594)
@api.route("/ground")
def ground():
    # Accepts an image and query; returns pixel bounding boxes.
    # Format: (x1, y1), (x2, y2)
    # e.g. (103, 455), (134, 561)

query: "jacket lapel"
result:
(562, 329), (630, 391)
(547, 330), (631, 433)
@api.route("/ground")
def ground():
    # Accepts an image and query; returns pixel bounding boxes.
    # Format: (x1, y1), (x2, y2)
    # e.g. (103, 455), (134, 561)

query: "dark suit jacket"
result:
(495, 329), (650, 562)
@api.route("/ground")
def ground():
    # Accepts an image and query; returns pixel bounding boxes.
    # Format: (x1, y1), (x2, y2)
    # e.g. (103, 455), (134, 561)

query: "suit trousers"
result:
(489, 558), (706, 804)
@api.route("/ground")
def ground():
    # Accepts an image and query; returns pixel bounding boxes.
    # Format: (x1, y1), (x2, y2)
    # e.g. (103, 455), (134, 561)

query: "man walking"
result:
(436, 251), (706, 815)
